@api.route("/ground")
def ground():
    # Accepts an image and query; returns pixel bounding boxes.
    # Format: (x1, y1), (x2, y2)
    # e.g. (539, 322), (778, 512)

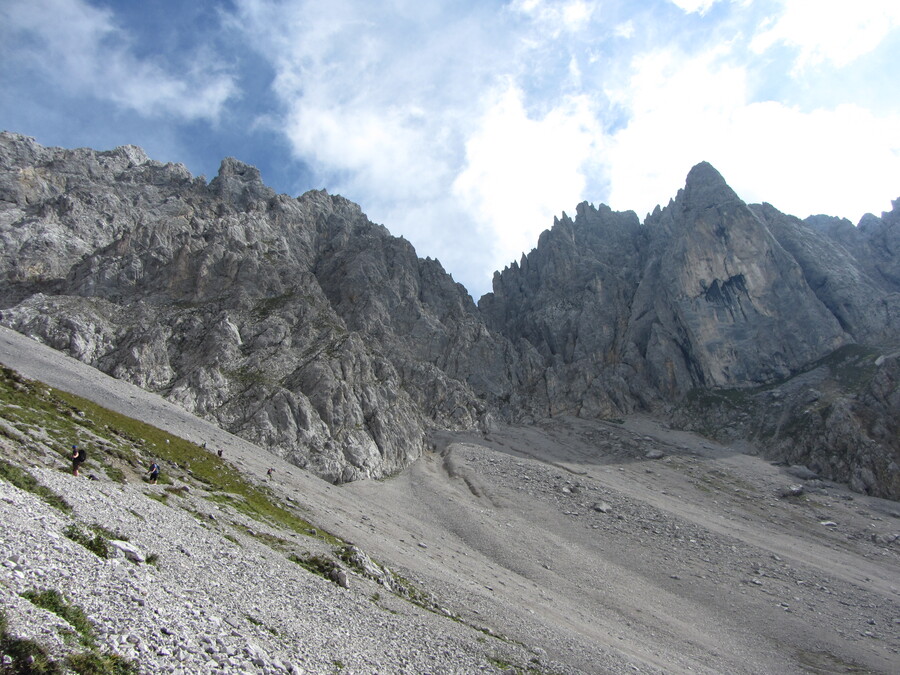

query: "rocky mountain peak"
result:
(208, 156), (274, 207)
(0, 134), (897, 498)
(680, 161), (741, 212)
(104, 144), (150, 168)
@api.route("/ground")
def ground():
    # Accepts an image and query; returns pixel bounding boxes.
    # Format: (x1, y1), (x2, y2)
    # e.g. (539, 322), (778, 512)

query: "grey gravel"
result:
(2, 325), (900, 674)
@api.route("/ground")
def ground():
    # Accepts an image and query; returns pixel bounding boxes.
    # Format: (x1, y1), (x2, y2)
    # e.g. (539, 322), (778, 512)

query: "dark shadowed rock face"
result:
(1, 132), (897, 496)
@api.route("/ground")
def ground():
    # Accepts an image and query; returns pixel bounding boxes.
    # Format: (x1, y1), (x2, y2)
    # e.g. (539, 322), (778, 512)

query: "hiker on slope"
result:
(71, 445), (87, 476)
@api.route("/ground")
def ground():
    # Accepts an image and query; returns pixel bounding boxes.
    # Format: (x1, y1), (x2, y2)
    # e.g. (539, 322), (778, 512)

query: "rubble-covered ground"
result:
(1, 325), (898, 674)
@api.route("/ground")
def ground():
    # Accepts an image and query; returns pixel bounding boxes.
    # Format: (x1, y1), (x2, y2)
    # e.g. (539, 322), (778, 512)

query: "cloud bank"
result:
(2, 0), (899, 298)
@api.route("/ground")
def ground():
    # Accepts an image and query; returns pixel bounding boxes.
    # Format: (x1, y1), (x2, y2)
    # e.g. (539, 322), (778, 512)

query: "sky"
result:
(2, 0), (899, 299)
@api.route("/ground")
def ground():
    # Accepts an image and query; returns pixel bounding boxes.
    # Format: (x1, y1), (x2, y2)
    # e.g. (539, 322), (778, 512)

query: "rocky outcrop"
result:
(482, 163), (874, 403)
(1, 132), (897, 496)
(671, 346), (900, 500)
(754, 203), (900, 342)
(0, 132), (512, 483)
(480, 162), (899, 497)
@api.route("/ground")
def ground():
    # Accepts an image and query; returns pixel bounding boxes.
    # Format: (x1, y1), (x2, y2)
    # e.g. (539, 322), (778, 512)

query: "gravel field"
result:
(2, 324), (899, 674)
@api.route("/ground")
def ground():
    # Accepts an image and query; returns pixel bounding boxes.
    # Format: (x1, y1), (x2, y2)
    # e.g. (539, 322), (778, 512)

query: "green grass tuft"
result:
(66, 650), (139, 675)
(0, 609), (63, 674)
(63, 524), (109, 559)
(20, 588), (95, 648)
(290, 553), (342, 582)
(0, 458), (72, 512)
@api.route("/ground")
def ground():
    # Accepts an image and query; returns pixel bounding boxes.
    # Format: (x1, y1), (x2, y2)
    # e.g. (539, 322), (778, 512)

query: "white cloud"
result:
(668, 0), (720, 16)
(729, 103), (900, 218)
(0, 0), (236, 121)
(282, 101), (445, 203)
(230, 0), (531, 295)
(453, 84), (604, 270)
(751, 0), (900, 71)
(509, 0), (598, 36)
(169, 0), (900, 294)
(605, 47), (900, 221)
(615, 21), (635, 39)
(231, 0), (501, 195)
(604, 47), (747, 214)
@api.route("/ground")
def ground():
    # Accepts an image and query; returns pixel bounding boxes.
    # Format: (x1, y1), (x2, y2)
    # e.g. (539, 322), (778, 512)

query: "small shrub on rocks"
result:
(66, 650), (139, 675)
(289, 553), (347, 586)
(103, 465), (126, 484)
(290, 552), (339, 578)
(2, 602), (136, 675)
(0, 610), (62, 674)
(19, 589), (95, 647)
(88, 524), (127, 543)
(145, 491), (169, 505)
(0, 459), (71, 513)
(63, 524), (109, 559)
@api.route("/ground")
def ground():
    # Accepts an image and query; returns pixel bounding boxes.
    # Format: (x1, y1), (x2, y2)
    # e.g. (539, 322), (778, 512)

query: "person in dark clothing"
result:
(148, 462), (160, 484)
(71, 445), (86, 476)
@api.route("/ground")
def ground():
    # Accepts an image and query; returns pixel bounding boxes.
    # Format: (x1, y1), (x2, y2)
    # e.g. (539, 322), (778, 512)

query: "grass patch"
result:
(698, 468), (756, 495)
(90, 523), (126, 542)
(103, 465), (126, 483)
(243, 528), (291, 550)
(0, 365), (341, 546)
(145, 491), (169, 505)
(0, 609), (62, 674)
(0, 609), (136, 675)
(252, 292), (295, 319)
(487, 656), (515, 670)
(20, 588), (94, 648)
(290, 553), (343, 583)
(486, 654), (560, 675)
(388, 572), (435, 608)
(224, 366), (272, 389)
(684, 386), (753, 412)
(51, 387), (340, 543)
(245, 615), (278, 637)
(66, 650), (139, 675)
(0, 458), (71, 513)
(63, 524), (114, 559)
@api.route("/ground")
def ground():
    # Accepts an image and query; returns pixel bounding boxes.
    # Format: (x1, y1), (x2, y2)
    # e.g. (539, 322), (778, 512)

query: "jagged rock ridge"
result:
(1, 133), (898, 497)
(0, 132), (521, 483)
(481, 162), (900, 497)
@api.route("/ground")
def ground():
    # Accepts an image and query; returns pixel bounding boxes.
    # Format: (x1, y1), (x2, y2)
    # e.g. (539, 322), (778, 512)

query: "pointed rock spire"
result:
(682, 161), (740, 210)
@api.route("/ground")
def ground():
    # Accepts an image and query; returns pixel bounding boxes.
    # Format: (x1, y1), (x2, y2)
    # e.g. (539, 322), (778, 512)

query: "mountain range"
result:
(1, 131), (897, 499)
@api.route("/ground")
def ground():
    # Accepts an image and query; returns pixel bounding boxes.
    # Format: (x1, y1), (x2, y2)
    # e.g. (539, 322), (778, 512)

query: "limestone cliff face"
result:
(482, 162), (897, 402)
(0, 132), (510, 482)
(634, 162), (847, 391)
(479, 162), (898, 497)
(479, 202), (648, 417)
(1, 132), (897, 496)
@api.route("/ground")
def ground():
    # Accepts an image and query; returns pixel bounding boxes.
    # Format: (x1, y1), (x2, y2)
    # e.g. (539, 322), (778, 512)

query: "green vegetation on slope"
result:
(0, 364), (338, 544)
(0, 457), (71, 512)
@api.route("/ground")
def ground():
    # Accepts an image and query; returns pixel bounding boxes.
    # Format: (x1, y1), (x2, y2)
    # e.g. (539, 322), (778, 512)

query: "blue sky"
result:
(2, 0), (899, 299)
